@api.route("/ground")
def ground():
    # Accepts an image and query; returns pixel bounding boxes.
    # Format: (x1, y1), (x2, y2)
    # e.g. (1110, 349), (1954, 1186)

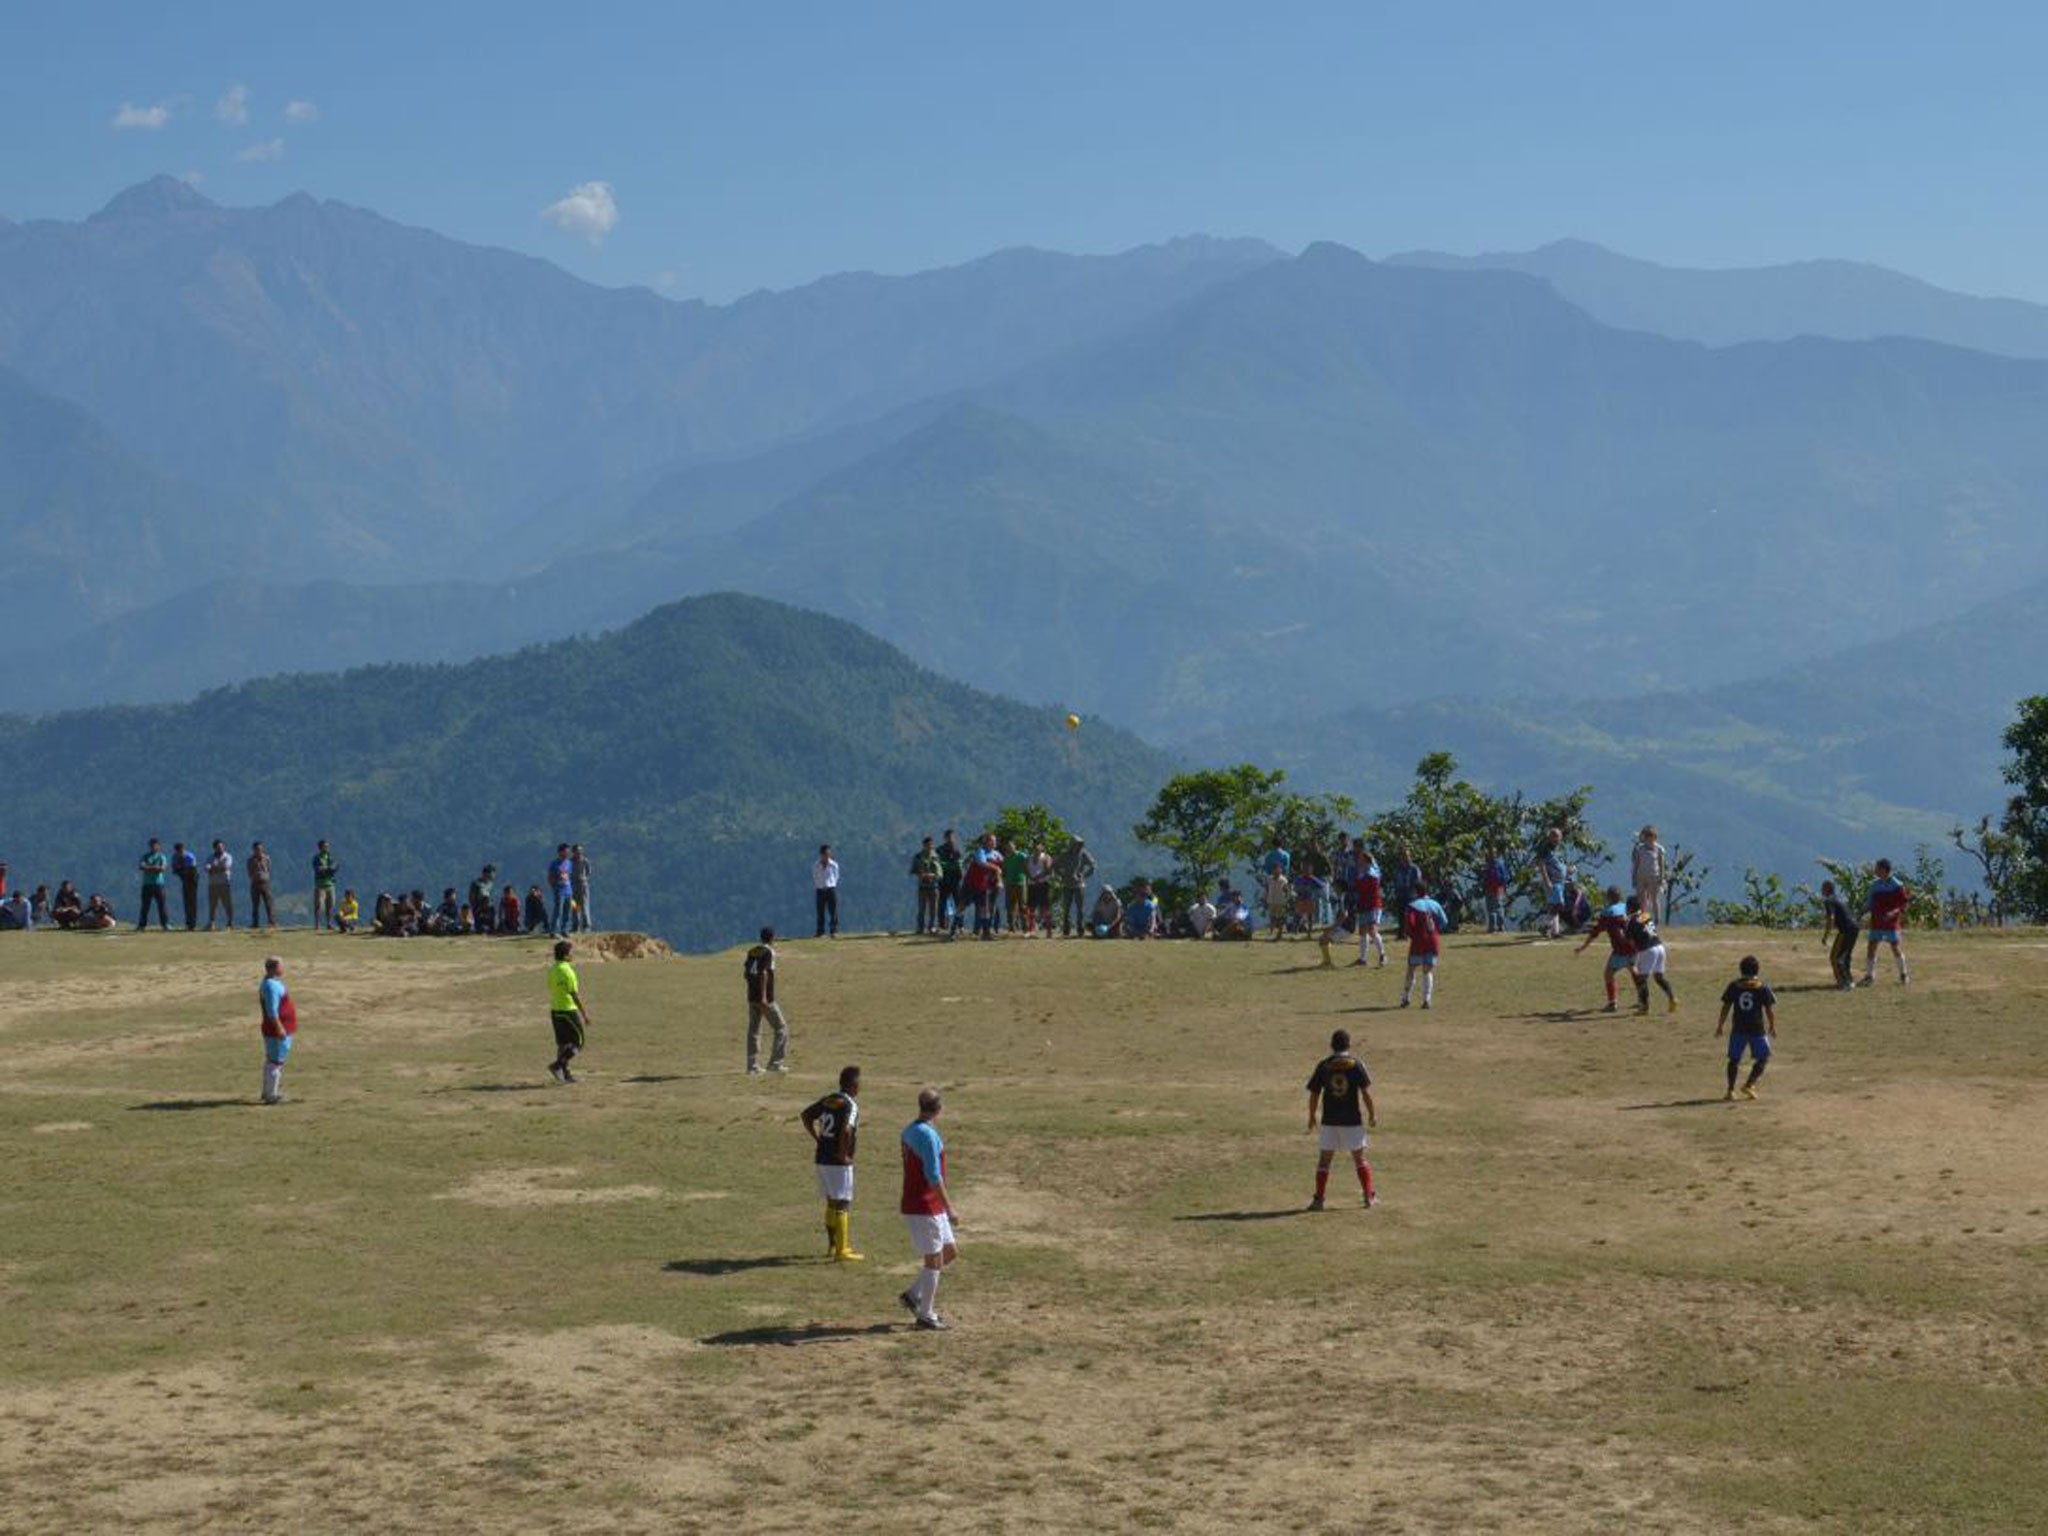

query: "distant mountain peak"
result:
(90, 175), (218, 222)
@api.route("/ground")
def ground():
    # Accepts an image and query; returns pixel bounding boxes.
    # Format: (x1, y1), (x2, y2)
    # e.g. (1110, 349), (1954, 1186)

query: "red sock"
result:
(1604, 972), (1617, 1003)
(1314, 1167), (1330, 1200)
(1357, 1161), (1375, 1199)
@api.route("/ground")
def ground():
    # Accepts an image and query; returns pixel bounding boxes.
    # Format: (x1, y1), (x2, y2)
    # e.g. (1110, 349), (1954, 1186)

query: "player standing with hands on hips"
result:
(801, 1066), (864, 1261)
(258, 956), (298, 1105)
(898, 1088), (959, 1330)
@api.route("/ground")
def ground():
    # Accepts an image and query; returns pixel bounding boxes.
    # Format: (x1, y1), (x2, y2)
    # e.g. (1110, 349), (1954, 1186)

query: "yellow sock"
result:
(824, 1205), (839, 1252)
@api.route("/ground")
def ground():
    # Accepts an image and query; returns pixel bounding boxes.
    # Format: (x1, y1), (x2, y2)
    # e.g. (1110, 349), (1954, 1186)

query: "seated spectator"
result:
(29, 885), (51, 926)
(1214, 886), (1254, 940)
(0, 890), (31, 930)
(498, 885), (522, 935)
(78, 894), (118, 931)
(373, 892), (395, 931)
(523, 884), (548, 933)
(468, 865), (499, 934)
(1186, 894), (1217, 938)
(51, 881), (84, 930)
(336, 889), (359, 934)
(1089, 885), (1123, 938)
(1123, 880), (1161, 939)
(427, 887), (463, 935)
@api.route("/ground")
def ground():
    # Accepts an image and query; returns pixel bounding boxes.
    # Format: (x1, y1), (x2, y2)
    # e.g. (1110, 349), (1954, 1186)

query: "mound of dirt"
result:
(577, 932), (674, 962)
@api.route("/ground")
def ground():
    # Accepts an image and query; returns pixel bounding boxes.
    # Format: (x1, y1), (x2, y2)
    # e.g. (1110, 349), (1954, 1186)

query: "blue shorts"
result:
(264, 1034), (294, 1064)
(1867, 928), (1900, 944)
(1548, 882), (1566, 907)
(1407, 953), (1437, 968)
(1605, 954), (1633, 973)
(1727, 1032), (1770, 1063)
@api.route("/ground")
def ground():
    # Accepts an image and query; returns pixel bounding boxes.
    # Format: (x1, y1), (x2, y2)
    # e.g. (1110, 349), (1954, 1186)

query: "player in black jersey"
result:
(1624, 896), (1677, 1015)
(801, 1065), (864, 1261)
(1305, 1029), (1378, 1211)
(1819, 880), (1858, 990)
(1715, 956), (1778, 1100)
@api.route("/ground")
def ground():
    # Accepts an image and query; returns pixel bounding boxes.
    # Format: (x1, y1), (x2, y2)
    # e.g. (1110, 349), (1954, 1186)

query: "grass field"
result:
(2, 922), (2044, 1534)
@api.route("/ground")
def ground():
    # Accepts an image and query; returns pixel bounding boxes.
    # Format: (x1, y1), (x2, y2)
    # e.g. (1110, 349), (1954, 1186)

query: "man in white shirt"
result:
(813, 843), (841, 937)
(1631, 826), (1668, 920)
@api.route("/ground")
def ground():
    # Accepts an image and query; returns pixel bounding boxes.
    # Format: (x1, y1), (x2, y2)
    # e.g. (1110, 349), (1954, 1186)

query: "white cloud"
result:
(236, 137), (286, 163)
(111, 101), (171, 130)
(215, 83), (250, 125)
(653, 269), (682, 291)
(284, 98), (320, 124)
(541, 181), (618, 247)
(182, 169), (205, 186)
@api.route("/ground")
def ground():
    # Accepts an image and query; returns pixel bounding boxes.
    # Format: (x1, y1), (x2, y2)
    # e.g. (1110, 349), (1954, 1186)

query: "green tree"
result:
(1662, 842), (1708, 924)
(1267, 789), (1359, 880)
(1705, 868), (1808, 928)
(1996, 696), (2048, 918)
(1948, 815), (2031, 926)
(988, 804), (1073, 863)
(1133, 764), (1287, 894)
(1815, 846), (1947, 929)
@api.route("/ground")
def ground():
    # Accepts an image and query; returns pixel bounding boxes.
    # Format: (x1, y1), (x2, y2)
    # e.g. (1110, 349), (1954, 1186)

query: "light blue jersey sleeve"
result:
(259, 976), (286, 1021)
(902, 1120), (945, 1186)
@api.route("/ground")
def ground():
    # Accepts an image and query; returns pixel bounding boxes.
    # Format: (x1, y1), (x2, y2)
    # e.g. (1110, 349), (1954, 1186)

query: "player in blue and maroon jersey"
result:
(897, 1089), (958, 1330)
(1353, 852), (1386, 966)
(1305, 1029), (1378, 1211)
(1399, 884), (1448, 1009)
(1860, 859), (1912, 986)
(801, 1065), (863, 1262)
(1575, 885), (1636, 1012)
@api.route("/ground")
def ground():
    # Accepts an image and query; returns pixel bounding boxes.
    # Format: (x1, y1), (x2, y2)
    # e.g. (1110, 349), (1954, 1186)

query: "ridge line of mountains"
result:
(5, 178), (2044, 931)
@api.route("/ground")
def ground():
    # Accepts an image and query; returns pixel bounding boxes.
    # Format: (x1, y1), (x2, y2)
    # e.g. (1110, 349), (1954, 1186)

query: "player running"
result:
(1715, 955), (1778, 1100)
(1305, 1028), (1378, 1210)
(1860, 859), (1911, 986)
(1625, 896), (1676, 1014)
(801, 1066), (864, 1262)
(1399, 883), (1449, 1009)
(546, 939), (589, 1083)
(898, 1088), (959, 1331)
(1354, 850), (1387, 966)
(1575, 885), (1636, 1012)
(1819, 880), (1858, 990)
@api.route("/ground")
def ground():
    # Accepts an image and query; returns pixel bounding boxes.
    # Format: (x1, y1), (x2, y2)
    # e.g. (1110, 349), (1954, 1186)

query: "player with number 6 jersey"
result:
(801, 1066), (864, 1261)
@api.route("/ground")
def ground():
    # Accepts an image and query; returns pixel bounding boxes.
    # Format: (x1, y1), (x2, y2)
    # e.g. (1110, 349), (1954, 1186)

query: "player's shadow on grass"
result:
(1508, 1009), (1601, 1024)
(702, 1322), (897, 1347)
(1619, 1098), (1729, 1111)
(664, 1256), (806, 1276)
(1335, 1003), (1408, 1014)
(440, 1082), (554, 1094)
(129, 1098), (247, 1112)
(1174, 1208), (1305, 1223)
(1268, 962), (1342, 976)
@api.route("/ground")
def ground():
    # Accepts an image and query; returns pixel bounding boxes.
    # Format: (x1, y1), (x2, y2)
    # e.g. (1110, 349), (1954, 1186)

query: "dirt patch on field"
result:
(436, 1166), (667, 1207)
(577, 932), (674, 961)
(30, 1120), (93, 1134)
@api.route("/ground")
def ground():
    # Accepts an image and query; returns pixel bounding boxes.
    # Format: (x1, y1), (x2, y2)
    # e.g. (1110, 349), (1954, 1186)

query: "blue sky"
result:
(7, 1), (2046, 302)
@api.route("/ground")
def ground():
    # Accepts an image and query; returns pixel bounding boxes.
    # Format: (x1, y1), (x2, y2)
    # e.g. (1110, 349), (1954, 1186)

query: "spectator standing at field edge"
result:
(206, 840), (235, 930)
(1632, 827), (1668, 919)
(311, 840), (338, 931)
(248, 841), (276, 931)
(813, 844), (840, 937)
(172, 842), (200, 929)
(1056, 837), (1096, 937)
(547, 844), (575, 937)
(136, 838), (170, 931)
(571, 844), (594, 932)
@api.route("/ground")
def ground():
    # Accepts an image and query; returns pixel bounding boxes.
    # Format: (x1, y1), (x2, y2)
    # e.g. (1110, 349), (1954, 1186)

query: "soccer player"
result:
(1353, 849), (1387, 965)
(258, 955), (298, 1105)
(1716, 955), (1778, 1099)
(1575, 885), (1636, 1012)
(898, 1088), (958, 1330)
(1305, 1028), (1378, 1210)
(1399, 883), (1449, 1009)
(1819, 879), (1858, 990)
(1860, 859), (1911, 985)
(1480, 847), (1509, 933)
(744, 926), (789, 1074)
(801, 1066), (864, 1262)
(546, 939), (589, 1084)
(1624, 895), (1677, 1014)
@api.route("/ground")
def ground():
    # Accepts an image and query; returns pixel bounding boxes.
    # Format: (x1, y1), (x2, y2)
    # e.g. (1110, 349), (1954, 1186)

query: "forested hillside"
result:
(0, 595), (1170, 948)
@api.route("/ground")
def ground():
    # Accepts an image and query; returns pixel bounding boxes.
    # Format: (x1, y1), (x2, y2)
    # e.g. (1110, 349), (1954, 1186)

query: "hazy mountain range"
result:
(5, 179), (2045, 908)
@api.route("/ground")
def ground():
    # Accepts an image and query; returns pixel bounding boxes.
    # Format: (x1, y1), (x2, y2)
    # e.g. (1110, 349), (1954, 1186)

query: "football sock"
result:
(1604, 973), (1617, 1004)
(1314, 1166), (1330, 1201)
(825, 1206), (840, 1252)
(1726, 1060), (1740, 1091)
(1356, 1161), (1374, 1199)
(1746, 1063), (1767, 1087)
(918, 1269), (941, 1318)
(1422, 973), (1435, 1005)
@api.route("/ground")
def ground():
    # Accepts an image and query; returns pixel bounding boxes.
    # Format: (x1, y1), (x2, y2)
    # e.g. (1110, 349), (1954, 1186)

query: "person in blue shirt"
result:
(1399, 885), (1450, 1009)
(547, 843), (575, 937)
(1122, 880), (1161, 939)
(898, 1089), (959, 1331)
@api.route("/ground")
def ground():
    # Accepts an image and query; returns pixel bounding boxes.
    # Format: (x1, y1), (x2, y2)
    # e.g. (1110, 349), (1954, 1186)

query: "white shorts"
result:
(815, 1164), (854, 1202)
(905, 1212), (955, 1256)
(1633, 944), (1666, 977)
(1318, 1124), (1369, 1154)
